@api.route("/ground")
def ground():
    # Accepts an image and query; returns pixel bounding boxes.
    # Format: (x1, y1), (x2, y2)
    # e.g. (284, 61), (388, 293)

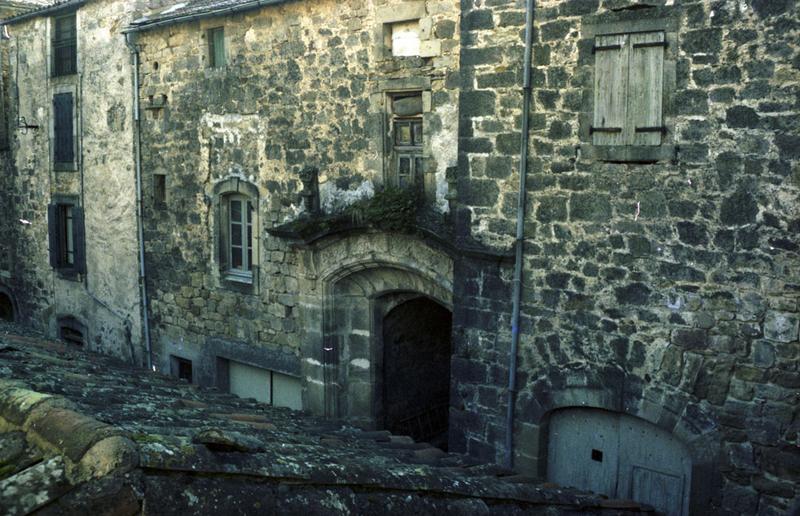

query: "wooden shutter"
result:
(72, 206), (86, 274)
(53, 93), (74, 164)
(627, 31), (665, 146)
(592, 34), (628, 146)
(47, 204), (59, 268)
(213, 29), (225, 67)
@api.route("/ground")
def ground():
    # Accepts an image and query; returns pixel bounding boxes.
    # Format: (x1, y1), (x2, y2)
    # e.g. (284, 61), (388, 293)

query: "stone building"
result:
(0, 0), (798, 515)
(0, 0), (166, 361)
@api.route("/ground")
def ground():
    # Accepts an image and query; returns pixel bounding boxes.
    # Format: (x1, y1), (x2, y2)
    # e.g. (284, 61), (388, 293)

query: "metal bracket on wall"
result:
(589, 126), (622, 134)
(16, 116), (39, 134)
(635, 126), (668, 134)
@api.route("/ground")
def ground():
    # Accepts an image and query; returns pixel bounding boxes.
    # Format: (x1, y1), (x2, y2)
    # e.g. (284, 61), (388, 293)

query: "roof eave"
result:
(2, 0), (86, 25)
(123, 0), (292, 34)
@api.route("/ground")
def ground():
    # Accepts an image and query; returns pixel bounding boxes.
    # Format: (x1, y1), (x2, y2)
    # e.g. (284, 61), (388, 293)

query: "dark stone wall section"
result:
(454, 1), (799, 515)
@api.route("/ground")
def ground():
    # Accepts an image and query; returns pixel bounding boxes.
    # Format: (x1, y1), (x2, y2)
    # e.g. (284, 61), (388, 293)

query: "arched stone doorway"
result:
(296, 232), (455, 437)
(381, 296), (452, 448)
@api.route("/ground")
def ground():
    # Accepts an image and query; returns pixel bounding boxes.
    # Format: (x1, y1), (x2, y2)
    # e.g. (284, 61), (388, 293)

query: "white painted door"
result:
(547, 408), (691, 516)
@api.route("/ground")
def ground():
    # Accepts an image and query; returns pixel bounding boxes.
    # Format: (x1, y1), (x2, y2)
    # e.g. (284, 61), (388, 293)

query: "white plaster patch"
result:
(305, 357), (322, 367)
(430, 100), (458, 213)
(349, 358), (370, 369)
(319, 179), (375, 214)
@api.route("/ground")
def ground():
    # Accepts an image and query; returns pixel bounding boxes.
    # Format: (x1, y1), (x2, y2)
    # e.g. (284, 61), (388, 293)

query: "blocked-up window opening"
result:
(52, 13), (76, 77)
(208, 27), (225, 68)
(226, 359), (302, 410)
(58, 317), (85, 346)
(154, 174), (166, 207)
(53, 92), (75, 167)
(388, 93), (423, 190)
(391, 20), (420, 57)
(592, 31), (665, 146)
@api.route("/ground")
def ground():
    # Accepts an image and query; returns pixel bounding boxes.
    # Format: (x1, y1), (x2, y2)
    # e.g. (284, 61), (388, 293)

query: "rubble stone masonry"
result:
(454, 1), (799, 514)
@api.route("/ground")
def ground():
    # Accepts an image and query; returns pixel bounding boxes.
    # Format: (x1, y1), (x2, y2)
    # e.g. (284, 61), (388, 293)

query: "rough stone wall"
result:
(135, 0), (461, 387)
(454, 0), (799, 514)
(0, 0), (147, 361)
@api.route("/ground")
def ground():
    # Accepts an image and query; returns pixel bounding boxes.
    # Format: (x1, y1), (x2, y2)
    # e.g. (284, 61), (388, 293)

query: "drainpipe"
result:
(125, 32), (153, 371)
(505, 0), (535, 471)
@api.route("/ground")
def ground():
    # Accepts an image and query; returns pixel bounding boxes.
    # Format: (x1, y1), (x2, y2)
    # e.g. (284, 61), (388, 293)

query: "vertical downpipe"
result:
(126, 32), (153, 371)
(505, 0), (535, 471)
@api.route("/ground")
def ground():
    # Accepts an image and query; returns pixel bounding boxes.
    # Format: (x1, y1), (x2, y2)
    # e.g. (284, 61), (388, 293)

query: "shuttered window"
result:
(208, 27), (225, 68)
(592, 31), (665, 147)
(53, 92), (74, 166)
(52, 13), (77, 77)
(48, 201), (85, 275)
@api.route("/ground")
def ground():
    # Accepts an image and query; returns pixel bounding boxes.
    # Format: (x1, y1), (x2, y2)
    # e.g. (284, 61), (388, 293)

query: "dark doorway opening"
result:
(382, 297), (452, 449)
(0, 293), (14, 322)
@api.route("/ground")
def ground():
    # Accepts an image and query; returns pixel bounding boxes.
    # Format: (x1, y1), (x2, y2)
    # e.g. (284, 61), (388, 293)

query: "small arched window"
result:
(213, 178), (259, 288)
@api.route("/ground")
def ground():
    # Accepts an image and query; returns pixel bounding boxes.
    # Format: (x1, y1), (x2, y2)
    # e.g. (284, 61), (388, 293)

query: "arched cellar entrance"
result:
(0, 292), (14, 322)
(381, 296), (452, 449)
(547, 408), (692, 516)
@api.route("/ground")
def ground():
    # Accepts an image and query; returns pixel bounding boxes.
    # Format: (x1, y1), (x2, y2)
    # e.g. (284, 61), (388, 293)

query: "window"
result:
(592, 31), (665, 147)
(388, 93), (423, 190)
(390, 20), (420, 57)
(227, 195), (254, 277)
(53, 92), (75, 169)
(208, 27), (225, 68)
(580, 14), (676, 162)
(170, 355), (193, 383)
(52, 13), (76, 77)
(153, 174), (166, 207)
(48, 200), (85, 275)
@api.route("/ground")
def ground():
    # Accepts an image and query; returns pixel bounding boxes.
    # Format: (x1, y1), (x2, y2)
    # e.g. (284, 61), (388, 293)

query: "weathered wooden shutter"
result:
(213, 29), (225, 67)
(53, 93), (74, 164)
(72, 206), (86, 274)
(47, 203), (59, 268)
(627, 31), (665, 146)
(592, 34), (628, 146)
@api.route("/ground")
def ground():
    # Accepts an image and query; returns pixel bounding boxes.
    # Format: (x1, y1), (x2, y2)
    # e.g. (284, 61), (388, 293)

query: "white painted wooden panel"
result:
(272, 371), (302, 410)
(547, 408), (691, 516)
(229, 360), (271, 404)
(547, 409), (620, 496)
(619, 414), (691, 516)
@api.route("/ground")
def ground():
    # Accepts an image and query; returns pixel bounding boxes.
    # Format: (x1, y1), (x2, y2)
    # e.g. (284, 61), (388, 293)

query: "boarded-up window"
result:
(53, 92), (74, 166)
(48, 201), (85, 274)
(227, 359), (302, 410)
(208, 27), (225, 68)
(592, 31), (665, 146)
(52, 13), (77, 77)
